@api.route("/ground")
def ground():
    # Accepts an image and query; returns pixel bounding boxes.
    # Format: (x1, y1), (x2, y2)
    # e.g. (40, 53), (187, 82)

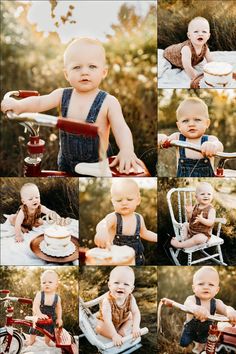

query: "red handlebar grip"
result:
(18, 90), (40, 98)
(57, 117), (98, 137)
(37, 318), (53, 325)
(18, 298), (33, 304)
(0, 290), (10, 294)
(161, 140), (171, 149)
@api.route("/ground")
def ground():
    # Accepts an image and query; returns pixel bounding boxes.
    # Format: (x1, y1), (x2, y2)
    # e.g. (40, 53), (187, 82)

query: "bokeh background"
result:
(0, 1), (157, 176)
(157, 178), (236, 265)
(0, 177), (79, 223)
(79, 177), (157, 265)
(157, 266), (236, 353)
(158, 89), (236, 177)
(79, 265), (157, 353)
(0, 266), (78, 335)
(158, 0), (236, 51)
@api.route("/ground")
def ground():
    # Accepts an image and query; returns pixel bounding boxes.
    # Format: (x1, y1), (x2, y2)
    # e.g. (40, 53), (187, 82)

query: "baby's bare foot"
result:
(170, 238), (182, 248)
(25, 338), (36, 346)
(45, 337), (55, 347)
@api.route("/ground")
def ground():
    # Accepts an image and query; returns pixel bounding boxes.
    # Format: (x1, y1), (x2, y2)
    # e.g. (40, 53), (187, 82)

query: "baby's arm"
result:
(140, 215), (157, 242)
(157, 132), (179, 147)
(94, 213), (116, 248)
(14, 209), (26, 242)
(201, 136), (224, 157)
(32, 292), (48, 319)
(1, 88), (63, 115)
(181, 46), (198, 79)
(205, 47), (213, 62)
(101, 298), (123, 346)
(216, 299), (236, 325)
(130, 295), (141, 339)
(193, 207), (216, 227)
(185, 204), (194, 219)
(184, 295), (210, 322)
(107, 95), (143, 174)
(55, 296), (63, 327)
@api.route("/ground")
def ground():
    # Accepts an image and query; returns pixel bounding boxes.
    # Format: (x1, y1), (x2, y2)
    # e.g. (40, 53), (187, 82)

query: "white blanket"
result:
(0, 218), (78, 266)
(158, 49), (236, 88)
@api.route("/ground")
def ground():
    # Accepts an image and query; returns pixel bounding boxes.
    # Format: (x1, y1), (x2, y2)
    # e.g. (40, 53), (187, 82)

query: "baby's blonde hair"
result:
(64, 37), (106, 67)
(40, 269), (59, 281)
(176, 97), (209, 120)
(193, 266), (219, 284)
(20, 183), (39, 198)
(110, 179), (140, 196)
(188, 17), (210, 32)
(109, 266), (135, 284)
(196, 182), (214, 195)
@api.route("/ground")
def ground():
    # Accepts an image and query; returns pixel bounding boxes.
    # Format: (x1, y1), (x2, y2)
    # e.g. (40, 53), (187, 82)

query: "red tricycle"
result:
(158, 298), (236, 354)
(3, 90), (151, 177)
(0, 290), (78, 354)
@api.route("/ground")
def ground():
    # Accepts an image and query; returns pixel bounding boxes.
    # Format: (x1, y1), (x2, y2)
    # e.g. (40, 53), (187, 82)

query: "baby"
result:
(158, 97), (223, 177)
(180, 266), (236, 353)
(94, 179), (157, 265)
(96, 266), (141, 346)
(8, 183), (59, 242)
(1, 37), (142, 175)
(170, 182), (215, 249)
(164, 17), (212, 79)
(28, 270), (63, 346)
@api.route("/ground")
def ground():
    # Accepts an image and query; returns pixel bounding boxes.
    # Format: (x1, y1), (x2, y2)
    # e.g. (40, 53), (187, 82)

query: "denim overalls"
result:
(58, 88), (108, 174)
(180, 296), (216, 346)
(177, 134), (215, 177)
(113, 212), (145, 266)
(29, 292), (58, 335)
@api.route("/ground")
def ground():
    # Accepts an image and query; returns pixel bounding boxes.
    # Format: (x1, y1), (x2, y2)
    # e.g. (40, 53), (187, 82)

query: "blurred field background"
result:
(158, 0), (236, 51)
(0, 1), (157, 176)
(79, 177), (157, 265)
(79, 265), (157, 353)
(157, 178), (236, 265)
(0, 177), (79, 222)
(158, 89), (236, 177)
(0, 266), (78, 335)
(157, 266), (236, 353)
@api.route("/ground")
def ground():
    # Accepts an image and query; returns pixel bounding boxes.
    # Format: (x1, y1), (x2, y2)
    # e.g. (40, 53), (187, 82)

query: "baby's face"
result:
(21, 186), (40, 210)
(176, 103), (210, 139)
(108, 269), (134, 300)
(64, 42), (107, 93)
(192, 269), (219, 300)
(111, 183), (140, 215)
(41, 272), (58, 293)
(188, 19), (210, 46)
(195, 184), (214, 206)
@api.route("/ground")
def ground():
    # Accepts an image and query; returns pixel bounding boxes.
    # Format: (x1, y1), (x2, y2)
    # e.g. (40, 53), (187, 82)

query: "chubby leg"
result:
(117, 316), (133, 337)
(8, 214), (17, 226)
(181, 222), (190, 241)
(44, 335), (55, 347)
(171, 233), (208, 249)
(192, 341), (205, 353)
(96, 319), (115, 339)
(34, 218), (44, 227)
(26, 334), (36, 346)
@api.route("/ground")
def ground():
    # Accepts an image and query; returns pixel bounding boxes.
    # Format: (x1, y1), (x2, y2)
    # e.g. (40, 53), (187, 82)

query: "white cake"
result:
(85, 245), (135, 265)
(44, 225), (71, 250)
(203, 62), (233, 88)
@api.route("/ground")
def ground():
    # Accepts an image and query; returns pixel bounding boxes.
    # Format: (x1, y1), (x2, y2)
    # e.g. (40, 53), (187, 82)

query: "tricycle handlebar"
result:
(0, 295), (32, 304)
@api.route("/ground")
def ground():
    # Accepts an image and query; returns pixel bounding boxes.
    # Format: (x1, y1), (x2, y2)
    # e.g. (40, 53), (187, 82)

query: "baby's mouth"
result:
(197, 37), (204, 42)
(116, 290), (124, 294)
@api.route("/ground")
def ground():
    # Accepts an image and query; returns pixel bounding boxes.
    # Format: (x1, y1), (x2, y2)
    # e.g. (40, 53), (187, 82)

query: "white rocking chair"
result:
(166, 187), (227, 266)
(79, 293), (148, 354)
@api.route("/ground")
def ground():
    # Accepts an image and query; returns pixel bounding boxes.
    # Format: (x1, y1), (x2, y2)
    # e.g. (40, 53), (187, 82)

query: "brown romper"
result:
(189, 204), (214, 239)
(163, 39), (208, 68)
(97, 292), (132, 330)
(12, 205), (42, 231)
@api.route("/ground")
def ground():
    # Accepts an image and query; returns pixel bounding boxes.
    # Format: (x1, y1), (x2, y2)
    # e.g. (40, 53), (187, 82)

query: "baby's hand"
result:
(109, 150), (143, 175)
(37, 312), (49, 320)
(112, 333), (123, 346)
(193, 211), (205, 224)
(193, 306), (210, 322)
(157, 134), (168, 147)
(185, 204), (193, 214)
(56, 318), (63, 327)
(227, 308), (236, 325)
(201, 141), (219, 157)
(94, 232), (112, 250)
(15, 234), (24, 243)
(132, 326), (141, 339)
(1, 97), (20, 114)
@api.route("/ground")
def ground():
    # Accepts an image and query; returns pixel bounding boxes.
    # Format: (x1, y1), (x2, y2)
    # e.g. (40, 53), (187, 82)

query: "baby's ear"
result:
(206, 118), (210, 128)
(103, 66), (108, 79)
(63, 69), (69, 81)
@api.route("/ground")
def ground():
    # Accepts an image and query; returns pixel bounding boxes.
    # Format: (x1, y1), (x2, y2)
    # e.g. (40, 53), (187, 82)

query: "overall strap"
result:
(201, 135), (209, 144)
(115, 213), (123, 235)
(195, 295), (201, 306)
(86, 90), (107, 123)
(179, 134), (186, 158)
(52, 294), (58, 308)
(134, 214), (141, 235)
(40, 291), (45, 305)
(61, 88), (73, 118)
(210, 298), (216, 315)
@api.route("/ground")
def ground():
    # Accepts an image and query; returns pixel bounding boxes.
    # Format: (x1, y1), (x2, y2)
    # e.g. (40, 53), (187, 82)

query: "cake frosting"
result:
(85, 245), (135, 265)
(44, 225), (71, 250)
(203, 62), (233, 88)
